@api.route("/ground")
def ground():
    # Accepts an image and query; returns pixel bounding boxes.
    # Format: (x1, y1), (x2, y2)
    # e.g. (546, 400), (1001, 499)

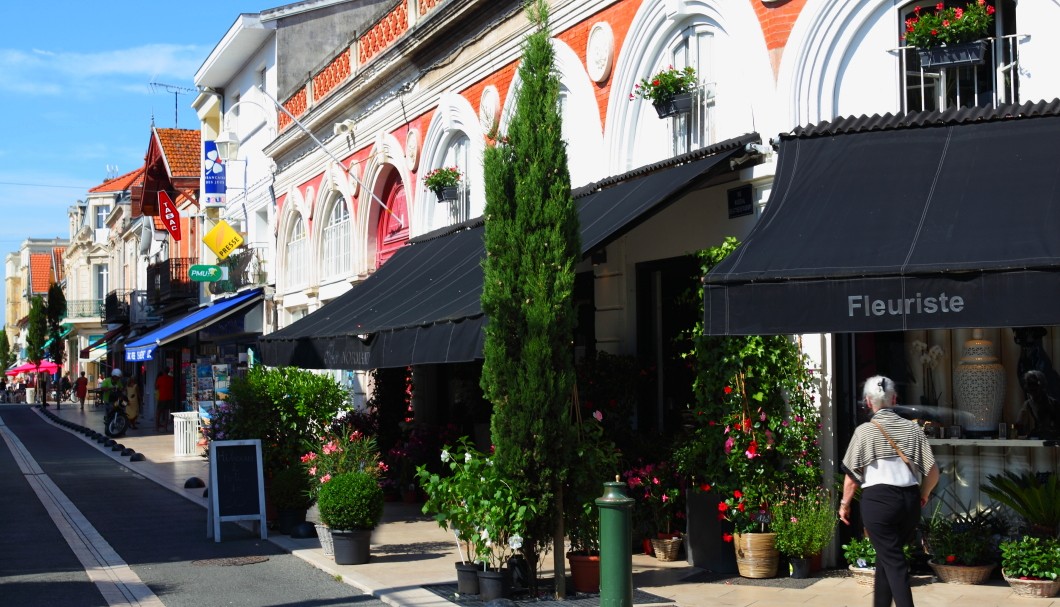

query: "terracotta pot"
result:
(567, 552), (600, 593)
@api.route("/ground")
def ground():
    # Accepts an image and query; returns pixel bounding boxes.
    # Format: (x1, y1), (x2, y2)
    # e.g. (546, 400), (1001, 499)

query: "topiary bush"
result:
(317, 471), (385, 531)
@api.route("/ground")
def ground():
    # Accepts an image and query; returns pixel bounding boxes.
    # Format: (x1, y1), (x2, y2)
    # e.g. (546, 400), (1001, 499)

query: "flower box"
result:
(918, 39), (989, 69)
(652, 92), (695, 119)
(1004, 574), (1060, 598)
(436, 186), (460, 203)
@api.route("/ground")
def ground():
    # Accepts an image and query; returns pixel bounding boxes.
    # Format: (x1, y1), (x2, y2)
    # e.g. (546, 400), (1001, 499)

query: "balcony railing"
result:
(104, 290), (131, 324)
(208, 246), (270, 295)
(146, 257), (199, 306)
(66, 299), (103, 319)
(898, 34), (1027, 113)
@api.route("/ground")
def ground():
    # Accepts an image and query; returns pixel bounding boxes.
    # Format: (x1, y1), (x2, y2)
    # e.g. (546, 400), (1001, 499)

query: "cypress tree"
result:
(0, 328), (14, 371)
(26, 296), (47, 366)
(46, 283), (67, 365)
(480, 0), (579, 595)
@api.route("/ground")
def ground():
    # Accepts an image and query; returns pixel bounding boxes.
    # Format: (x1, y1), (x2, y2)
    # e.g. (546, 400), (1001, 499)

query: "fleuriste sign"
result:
(158, 192), (182, 241)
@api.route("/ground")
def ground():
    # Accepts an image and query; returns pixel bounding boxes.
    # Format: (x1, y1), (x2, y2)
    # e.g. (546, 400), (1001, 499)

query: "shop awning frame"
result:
(79, 326), (127, 359)
(259, 133), (761, 369)
(125, 288), (263, 362)
(704, 102), (1060, 336)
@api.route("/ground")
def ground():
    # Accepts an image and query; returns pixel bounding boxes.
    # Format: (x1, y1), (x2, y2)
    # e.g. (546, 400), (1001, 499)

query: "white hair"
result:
(863, 375), (895, 409)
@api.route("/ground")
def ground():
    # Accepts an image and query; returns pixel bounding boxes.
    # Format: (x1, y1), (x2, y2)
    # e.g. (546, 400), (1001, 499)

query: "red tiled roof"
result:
(153, 215), (166, 231)
(155, 128), (200, 178)
(29, 253), (52, 294)
(88, 167), (145, 193)
(51, 248), (64, 283)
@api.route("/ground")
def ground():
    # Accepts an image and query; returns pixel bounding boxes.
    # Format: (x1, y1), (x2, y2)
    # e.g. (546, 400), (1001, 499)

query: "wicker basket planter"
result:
(315, 523), (334, 557)
(1003, 573), (1060, 598)
(929, 561), (995, 585)
(848, 565), (875, 587)
(734, 532), (778, 578)
(651, 537), (683, 562)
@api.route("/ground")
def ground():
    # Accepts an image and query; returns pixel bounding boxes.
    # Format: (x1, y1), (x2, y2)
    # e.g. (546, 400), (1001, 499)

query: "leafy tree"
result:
(480, 0), (579, 595)
(46, 283), (67, 365)
(0, 328), (14, 371)
(26, 296), (48, 367)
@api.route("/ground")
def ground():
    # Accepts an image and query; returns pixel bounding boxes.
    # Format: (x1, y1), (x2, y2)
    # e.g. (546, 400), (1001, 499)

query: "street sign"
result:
(188, 265), (225, 282)
(159, 192), (182, 241)
(204, 220), (244, 261)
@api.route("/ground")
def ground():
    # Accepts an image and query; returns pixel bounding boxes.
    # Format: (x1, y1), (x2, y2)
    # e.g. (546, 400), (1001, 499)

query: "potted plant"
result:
(719, 486), (777, 578)
(422, 166), (462, 202)
(843, 536), (878, 587)
(316, 471), (384, 565)
(623, 459), (685, 561)
(1000, 536), (1060, 598)
(629, 65), (698, 118)
(771, 486), (838, 578)
(922, 502), (1005, 584)
(983, 471), (1060, 537)
(903, 1), (996, 69)
(269, 465), (313, 535)
(564, 407), (621, 592)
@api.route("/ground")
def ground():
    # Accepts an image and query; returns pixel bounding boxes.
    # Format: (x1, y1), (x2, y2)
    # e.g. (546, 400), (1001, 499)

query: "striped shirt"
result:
(842, 408), (935, 485)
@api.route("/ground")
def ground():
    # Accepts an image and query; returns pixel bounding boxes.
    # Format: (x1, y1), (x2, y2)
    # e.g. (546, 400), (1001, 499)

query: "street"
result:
(0, 404), (386, 607)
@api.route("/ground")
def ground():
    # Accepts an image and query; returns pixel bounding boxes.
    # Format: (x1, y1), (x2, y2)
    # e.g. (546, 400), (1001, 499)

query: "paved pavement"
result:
(34, 401), (1037, 607)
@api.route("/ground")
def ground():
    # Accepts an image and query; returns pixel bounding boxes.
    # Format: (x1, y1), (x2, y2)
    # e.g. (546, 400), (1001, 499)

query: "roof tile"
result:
(29, 253), (52, 294)
(156, 128), (200, 178)
(88, 167), (145, 193)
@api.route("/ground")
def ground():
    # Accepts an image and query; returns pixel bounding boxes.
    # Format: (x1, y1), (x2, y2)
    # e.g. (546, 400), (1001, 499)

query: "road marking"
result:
(0, 416), (165, 606)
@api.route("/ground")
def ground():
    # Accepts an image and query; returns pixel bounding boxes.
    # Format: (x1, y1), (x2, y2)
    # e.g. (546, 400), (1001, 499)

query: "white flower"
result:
(481, 529), (490, 541)
(441, 449), (451, 463)
(912, 340), (927, 353)
(465, 452), (472, 463)
(509, 534), (523, 550)
(920, 354), (931, 366)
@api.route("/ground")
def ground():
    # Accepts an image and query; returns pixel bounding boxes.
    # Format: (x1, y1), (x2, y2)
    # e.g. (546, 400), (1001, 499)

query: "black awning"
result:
(704, 112), (1060, 335)
(260, 133), (759, 370)
(79, 326), (128, 359)
(258, 223), (487, 369)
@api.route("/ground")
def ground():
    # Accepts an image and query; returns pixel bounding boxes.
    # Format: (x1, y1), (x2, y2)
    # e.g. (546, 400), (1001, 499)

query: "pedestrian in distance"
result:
(38, 372), (49, 407)
(839, 375), (940, 607)
(75, 371), (89, 410)
(154, 366), (175, 432)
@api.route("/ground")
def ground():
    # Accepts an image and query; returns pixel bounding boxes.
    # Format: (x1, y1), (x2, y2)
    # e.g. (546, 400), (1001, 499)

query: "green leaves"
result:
(1000, 536), (1060, 580)
(984, 472), (1060, 537)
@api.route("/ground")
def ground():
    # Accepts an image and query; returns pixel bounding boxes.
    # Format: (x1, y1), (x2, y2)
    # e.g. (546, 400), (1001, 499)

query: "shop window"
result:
(899, 0), (1020, 112)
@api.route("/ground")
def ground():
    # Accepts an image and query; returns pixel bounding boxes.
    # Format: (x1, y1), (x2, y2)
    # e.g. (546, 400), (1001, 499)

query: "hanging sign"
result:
(203, 140), (227, 209)
(204, 219), (244, 261)
(188, 265), (226, 282)
(158, 192), (182, 240)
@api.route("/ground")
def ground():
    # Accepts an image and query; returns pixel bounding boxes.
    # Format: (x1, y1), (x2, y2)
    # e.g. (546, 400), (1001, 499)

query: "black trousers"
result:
(860, 484), (920, 607)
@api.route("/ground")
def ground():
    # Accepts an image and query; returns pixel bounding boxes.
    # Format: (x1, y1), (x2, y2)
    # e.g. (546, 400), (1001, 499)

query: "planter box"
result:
(1004, 573), (1060, 598)
(918, 40), (989, 69)
(652, 92), (695, 119)
(929, 561), (995, 585)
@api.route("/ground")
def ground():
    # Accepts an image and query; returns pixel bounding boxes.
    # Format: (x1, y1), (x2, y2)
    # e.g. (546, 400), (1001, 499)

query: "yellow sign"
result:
(203, 220), (244, 261)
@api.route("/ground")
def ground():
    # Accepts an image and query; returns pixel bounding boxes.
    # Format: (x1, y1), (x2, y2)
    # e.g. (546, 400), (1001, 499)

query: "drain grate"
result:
(192, 556), (270, 567)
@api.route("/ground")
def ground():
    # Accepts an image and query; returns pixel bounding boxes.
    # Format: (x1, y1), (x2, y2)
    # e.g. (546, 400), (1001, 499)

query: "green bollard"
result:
(596, 478), (634, 607)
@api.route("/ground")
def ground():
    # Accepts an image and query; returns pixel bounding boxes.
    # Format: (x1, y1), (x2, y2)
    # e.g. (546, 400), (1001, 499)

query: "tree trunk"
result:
(554, 482), (566, 598)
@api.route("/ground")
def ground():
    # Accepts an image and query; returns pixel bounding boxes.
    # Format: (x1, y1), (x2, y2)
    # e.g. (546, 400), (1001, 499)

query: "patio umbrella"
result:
(5, 360), (60, 376)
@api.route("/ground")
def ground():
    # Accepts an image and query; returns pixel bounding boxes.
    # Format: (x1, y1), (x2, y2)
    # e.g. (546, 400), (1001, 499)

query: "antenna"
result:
(149, 82), (196, 127)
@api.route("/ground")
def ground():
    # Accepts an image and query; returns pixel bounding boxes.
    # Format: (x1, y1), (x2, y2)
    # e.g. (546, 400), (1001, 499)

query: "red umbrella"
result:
(5, 360), (60, 376)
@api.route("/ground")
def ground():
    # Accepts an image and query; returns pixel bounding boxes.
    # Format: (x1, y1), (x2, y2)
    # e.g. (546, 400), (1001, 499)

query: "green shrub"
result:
(317, 472), (384, 531)
(843, 536), (876, 568)
(1000, 536), (1060, 580)
(270, 465), (312, 511)
(772, 487), (837, 558)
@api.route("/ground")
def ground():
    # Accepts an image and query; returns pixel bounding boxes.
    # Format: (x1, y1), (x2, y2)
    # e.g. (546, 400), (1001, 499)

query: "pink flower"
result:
(320, 474), (332, 483)
(724, 436), (734, 454)
(759, 412), (767, 422)
(652, 477), (661, 485)
(662, 494), (669, 503)
(790, 516), (798, 523)
(308, 466), (317, 476)
(593, 410), (603, 422)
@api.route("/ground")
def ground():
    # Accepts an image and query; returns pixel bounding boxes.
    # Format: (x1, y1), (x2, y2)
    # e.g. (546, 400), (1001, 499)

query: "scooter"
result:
(104, 396), (130, 438)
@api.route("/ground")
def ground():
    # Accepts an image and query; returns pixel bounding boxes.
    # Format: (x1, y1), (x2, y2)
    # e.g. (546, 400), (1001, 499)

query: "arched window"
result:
(899, 0), (1018, 112)
(321, 199), (351, 278)
(285, 216), (307, 291)
(664, 27), (714, 156)
(434, 134), (471, 224)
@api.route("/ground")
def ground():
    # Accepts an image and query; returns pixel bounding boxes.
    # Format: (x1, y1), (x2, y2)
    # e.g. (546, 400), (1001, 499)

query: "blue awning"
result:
(125, 289), (263, 362)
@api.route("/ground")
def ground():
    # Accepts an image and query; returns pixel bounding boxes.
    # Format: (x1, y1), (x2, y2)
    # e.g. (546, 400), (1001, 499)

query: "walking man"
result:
(155, 367), (175, 432)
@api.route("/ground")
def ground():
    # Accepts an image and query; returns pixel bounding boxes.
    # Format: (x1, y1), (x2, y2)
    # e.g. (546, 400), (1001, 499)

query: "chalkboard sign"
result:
(208, 439), (266, 542)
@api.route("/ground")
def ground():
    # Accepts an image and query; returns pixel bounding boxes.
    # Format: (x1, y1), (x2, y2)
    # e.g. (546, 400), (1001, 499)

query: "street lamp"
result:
(214, 99), (271, 163)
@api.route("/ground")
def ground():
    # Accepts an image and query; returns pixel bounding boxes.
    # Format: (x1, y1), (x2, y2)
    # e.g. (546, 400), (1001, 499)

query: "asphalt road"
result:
(0, 404), (387, 607)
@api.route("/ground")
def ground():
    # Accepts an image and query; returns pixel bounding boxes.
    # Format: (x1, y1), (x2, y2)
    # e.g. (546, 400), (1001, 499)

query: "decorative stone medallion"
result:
(405, 129), (420, 172)
(586, 22), (614, 83)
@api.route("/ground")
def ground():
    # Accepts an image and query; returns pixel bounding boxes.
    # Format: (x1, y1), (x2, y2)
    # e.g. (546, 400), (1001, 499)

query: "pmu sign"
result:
(204, 220), (244, 261)
(189, 265), (225, 282)
(159, 192), (182, 241)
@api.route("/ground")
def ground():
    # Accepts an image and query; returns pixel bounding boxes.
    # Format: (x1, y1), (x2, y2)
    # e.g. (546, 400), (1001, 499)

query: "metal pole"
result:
(596, 479), (633, 607)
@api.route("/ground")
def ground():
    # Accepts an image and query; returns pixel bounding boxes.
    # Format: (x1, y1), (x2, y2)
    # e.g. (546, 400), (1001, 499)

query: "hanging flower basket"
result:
(652, 92), (696, 119)
(436, 186), (460, 203)
(918, 39), (989, 69)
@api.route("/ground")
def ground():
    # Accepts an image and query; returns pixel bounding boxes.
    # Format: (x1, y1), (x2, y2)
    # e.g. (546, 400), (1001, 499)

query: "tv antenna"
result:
(149, 82), (196, 127)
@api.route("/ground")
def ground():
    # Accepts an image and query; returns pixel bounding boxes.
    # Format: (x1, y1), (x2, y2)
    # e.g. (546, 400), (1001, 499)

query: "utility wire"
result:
(0, 181), (92, 190)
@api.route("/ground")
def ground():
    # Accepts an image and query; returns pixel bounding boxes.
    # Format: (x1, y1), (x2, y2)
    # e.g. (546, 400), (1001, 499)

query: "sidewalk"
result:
(36, 402), (1032, 607)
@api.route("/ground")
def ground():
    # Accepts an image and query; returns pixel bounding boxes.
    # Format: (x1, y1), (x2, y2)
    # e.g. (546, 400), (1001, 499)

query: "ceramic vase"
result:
(953, 329), (1005, 436)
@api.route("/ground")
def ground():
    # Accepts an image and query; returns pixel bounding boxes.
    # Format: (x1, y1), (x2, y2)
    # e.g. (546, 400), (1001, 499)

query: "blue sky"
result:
(0, 1), (267, 324)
